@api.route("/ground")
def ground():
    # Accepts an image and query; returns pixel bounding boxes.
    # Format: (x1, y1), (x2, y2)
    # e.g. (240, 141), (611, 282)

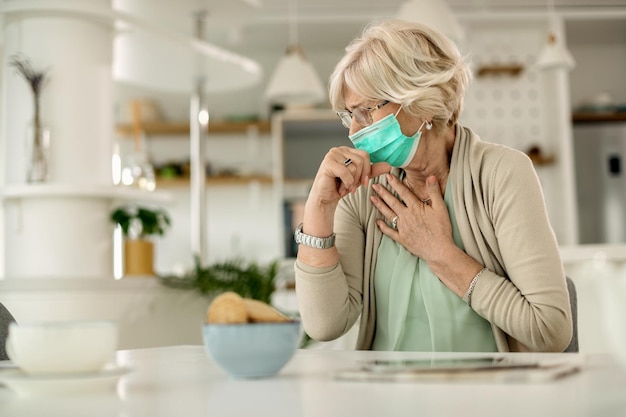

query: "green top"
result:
(372, 179), (497, 352)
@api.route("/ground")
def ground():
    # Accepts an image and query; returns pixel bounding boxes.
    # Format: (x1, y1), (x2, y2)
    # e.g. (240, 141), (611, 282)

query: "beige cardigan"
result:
(295, 125), (572, 352)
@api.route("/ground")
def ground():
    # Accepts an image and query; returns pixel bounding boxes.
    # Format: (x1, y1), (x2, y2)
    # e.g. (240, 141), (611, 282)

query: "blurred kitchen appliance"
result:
(573, 122), (626, 244)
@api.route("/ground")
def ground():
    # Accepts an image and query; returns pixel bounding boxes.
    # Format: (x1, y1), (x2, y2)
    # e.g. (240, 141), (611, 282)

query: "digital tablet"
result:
(333, 355), (583, 383)
(360, 356), (539, 373)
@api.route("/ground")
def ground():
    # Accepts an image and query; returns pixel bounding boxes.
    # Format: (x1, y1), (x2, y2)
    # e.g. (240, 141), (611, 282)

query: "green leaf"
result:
(110, 205), (171, 238)
(157, 257), (279, 304)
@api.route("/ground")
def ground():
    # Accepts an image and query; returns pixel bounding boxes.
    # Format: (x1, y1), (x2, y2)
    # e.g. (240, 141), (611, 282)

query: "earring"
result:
(425, 121), (433, 130)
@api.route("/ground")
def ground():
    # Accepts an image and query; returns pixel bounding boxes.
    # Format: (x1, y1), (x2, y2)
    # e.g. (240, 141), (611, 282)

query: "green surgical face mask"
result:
(349, 113), (430, 168)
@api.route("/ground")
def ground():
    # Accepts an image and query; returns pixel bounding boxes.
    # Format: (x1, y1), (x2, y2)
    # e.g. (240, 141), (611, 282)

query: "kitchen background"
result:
(1, 0), (626, 352)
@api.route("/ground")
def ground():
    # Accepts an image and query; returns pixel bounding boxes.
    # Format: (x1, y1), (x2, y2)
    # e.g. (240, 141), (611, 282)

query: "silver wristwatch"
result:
(294, 223), (336, 249)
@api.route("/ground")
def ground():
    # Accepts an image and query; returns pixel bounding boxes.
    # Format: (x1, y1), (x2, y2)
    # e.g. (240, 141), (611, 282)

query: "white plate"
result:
(0, 365), (132, 396)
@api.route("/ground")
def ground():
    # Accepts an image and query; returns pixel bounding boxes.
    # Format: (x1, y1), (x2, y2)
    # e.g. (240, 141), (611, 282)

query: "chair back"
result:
(564, 277), (579, 353)
(0, 303), (17, 360)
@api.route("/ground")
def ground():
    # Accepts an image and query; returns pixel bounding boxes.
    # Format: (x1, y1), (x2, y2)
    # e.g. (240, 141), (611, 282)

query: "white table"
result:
(1, 346), (626, 417)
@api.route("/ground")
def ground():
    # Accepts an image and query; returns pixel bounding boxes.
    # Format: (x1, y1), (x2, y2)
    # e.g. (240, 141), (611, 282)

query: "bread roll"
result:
(244, 298), (290, 323)
(206, 291), (248, 324)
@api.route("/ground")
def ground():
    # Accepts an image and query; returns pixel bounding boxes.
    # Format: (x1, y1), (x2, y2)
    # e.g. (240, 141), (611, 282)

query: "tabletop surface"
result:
(1, 345), (626, 417)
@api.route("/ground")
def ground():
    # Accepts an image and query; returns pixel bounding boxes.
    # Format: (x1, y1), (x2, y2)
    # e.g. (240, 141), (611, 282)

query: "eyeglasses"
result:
(337, 100), (390, 129)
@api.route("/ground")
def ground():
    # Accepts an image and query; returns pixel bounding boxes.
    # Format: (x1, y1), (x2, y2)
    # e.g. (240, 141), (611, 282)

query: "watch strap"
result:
(294, 223), (335, 249)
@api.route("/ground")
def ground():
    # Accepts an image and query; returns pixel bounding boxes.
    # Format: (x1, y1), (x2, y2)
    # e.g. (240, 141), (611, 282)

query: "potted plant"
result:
(158, 256), (279, 304)
(111, 205), (171, 276)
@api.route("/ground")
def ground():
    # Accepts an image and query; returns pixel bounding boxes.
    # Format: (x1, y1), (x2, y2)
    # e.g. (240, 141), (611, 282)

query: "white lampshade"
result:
(265, 44), (326, 106)
(536, 32), (576, 71)
(535, 33), (576, 70)
(536, 2), (575, 71)
(396, 0), (464, 41)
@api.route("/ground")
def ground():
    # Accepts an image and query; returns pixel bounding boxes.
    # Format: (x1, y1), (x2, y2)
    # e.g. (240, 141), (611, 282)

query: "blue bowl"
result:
(202, 321), (302, 379)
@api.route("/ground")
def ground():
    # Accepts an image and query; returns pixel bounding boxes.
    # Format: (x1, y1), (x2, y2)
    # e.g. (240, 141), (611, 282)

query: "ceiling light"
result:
(265, 44), (325, 106)
(396, 0), (464, 41)
(264, 0), (325, 106)
(536, 32), (575, 71)
(536, 2), (575, 71)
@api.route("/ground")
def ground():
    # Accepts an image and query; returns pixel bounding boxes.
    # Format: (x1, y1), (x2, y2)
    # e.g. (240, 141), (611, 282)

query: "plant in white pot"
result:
(111, 205), (171, 276)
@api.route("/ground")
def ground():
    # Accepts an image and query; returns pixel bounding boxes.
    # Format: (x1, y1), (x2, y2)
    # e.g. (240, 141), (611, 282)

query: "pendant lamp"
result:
(535, 2), (575, 71)
(264, 0), (325, 106)
(536, 32), (575, 70)
(396, 0), (464, 41)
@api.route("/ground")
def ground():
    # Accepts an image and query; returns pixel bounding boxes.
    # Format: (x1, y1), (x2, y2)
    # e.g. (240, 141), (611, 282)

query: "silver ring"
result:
(343, 158), (352, 166)
(391, 216), (398, 230)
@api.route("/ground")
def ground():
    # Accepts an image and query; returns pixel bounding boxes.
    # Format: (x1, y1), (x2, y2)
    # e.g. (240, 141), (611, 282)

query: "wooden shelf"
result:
(475, 64), (524, 77)
(528, 154), (556, 166)
(156, 175), (273, 188)
(572, 112), (626, 123)
(526, 146), (556, 166)
(116, 120), (271, 137)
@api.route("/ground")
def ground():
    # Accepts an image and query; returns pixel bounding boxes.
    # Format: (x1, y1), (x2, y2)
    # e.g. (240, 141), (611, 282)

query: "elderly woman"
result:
(294, 19), (572, 352)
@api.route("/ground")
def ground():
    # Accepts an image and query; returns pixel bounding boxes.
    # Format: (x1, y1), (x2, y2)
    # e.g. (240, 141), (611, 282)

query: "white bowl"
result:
(6, 321), (118, 375)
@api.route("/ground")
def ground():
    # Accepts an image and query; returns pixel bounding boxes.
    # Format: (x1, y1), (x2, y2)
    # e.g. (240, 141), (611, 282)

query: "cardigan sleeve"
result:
(462, 145), (572, 352)
(294, 172), (388, 348)
(294, 180), (374, 343)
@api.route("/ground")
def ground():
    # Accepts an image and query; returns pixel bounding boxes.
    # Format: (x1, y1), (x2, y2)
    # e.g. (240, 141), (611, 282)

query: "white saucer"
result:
(0, 365), (132, 396)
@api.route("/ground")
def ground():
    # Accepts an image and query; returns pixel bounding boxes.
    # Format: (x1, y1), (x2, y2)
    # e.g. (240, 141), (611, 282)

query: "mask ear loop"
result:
(397, 105), (433, 133)
(416, 120), (433, 133)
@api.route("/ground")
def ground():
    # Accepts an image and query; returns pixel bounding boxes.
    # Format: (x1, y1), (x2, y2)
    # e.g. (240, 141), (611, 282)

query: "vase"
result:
(25, 122), (51, 183)
(124, 239), (155, 276)
(121, 151), (156, 191)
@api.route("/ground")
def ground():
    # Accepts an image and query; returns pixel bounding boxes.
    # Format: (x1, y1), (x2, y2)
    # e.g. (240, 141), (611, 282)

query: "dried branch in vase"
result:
(9, 54), (49, 128)
(9, 54), (52, 182)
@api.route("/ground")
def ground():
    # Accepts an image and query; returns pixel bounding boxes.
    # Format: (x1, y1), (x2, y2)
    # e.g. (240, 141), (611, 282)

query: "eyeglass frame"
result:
(336, 100), (390, 129)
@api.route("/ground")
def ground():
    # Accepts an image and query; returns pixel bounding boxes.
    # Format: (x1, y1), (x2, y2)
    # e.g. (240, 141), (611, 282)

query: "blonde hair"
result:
(329, 19), (471, 131)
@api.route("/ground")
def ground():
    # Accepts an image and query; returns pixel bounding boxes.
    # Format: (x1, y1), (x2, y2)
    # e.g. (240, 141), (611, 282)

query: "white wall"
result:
(566, 17), (626, 109)
(569, 43), (626, 109)
(459, 18), (579, 245)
